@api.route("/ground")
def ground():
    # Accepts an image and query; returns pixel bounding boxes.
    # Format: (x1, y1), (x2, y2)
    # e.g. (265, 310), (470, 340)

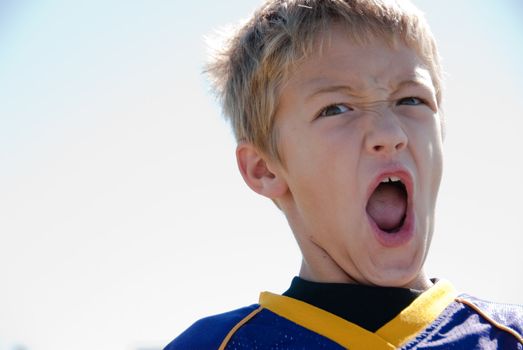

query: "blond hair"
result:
(206, 0), (442, 160)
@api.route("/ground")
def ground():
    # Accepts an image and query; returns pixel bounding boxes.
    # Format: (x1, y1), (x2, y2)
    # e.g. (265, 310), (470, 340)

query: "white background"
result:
(1, 1), (522, 349)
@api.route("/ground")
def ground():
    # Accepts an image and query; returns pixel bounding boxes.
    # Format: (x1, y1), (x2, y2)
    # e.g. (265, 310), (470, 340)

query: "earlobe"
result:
(236, 142), (288, 199)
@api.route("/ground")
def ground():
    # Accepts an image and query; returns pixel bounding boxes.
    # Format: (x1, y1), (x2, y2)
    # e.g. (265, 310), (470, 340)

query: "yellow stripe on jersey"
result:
(377, 279), (457, 347)
(259, 292), (395, 349)
(259, 279), (457, 350)
(218, 306), (264, 350)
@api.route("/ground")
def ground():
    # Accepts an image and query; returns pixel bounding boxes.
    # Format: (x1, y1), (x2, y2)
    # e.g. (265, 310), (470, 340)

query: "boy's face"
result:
(271, 26), (443, 287)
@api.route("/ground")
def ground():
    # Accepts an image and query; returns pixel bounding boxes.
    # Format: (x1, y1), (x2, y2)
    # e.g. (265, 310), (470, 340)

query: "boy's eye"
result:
(318, 104), (352, 117)
(398, 97), (424, 106)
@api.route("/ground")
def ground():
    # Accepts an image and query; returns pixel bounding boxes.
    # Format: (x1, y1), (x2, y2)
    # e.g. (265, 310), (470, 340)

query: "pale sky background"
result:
(0, 1), (522, 350)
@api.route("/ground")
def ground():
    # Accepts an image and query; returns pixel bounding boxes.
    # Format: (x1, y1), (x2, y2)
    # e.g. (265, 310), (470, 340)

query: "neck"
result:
(299, 258), (433, 291)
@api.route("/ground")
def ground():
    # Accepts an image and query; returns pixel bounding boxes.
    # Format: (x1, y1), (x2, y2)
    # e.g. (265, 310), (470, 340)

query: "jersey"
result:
(164, 280), (523, 349)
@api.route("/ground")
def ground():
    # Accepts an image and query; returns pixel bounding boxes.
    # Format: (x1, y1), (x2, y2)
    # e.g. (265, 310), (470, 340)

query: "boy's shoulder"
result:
(162, 291), (523, 350)
(163, 304), (260, 350)
(455, 293), (523, 335)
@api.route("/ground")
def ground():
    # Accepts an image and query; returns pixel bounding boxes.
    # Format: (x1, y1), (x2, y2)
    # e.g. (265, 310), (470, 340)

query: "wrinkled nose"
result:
(365, 114), (408, 156)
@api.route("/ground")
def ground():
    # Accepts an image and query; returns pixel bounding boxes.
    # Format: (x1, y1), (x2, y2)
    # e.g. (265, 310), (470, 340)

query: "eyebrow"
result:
(394, 77), (435, 93)
(304, 74), (434, 100)
(305, 83), (359, 100)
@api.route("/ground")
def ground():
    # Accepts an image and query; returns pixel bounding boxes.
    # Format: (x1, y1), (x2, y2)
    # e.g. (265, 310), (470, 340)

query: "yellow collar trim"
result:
(376, 279), (457, 347)
(259, 279), (457, 350)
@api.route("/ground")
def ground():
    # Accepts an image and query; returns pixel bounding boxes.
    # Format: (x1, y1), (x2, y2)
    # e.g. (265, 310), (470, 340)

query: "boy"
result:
(165, 0), (523, 349)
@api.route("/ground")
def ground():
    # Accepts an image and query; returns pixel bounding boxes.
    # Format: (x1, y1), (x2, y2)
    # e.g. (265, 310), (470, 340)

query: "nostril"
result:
(372, 142), (406, 153)
(395, 142), (406, 150)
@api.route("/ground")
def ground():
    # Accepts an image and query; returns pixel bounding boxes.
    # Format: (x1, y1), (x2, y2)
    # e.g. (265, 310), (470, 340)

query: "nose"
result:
(364, 114), (408, 156)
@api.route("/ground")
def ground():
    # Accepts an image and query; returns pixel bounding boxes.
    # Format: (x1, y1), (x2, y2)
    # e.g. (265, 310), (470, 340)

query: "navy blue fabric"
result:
(225, 308), (344, 349)
(462, 294), (523, 337)
(163, 304), (258, 350)
(164, 295), (523, 349)
(401, 296), (523, 350)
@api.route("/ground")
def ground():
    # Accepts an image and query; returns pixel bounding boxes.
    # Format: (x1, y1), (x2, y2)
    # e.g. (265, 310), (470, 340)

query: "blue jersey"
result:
(165, 280), (523, 349)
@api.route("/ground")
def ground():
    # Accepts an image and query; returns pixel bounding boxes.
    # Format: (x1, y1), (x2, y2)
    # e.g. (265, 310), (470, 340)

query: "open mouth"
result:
(366, 176), (408, 234)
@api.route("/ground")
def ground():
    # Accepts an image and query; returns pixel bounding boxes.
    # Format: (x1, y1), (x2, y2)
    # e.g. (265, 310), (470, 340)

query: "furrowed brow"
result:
(396, 80), (432, 91)
(305, 84), (359, 100)
(393, 71), (435, 93)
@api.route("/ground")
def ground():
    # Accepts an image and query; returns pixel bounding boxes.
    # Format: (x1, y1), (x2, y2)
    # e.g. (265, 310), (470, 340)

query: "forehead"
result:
(283, 26), (435, 98)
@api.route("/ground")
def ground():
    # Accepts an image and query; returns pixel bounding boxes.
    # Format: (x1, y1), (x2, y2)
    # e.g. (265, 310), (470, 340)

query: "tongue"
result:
(366, 183), (407, 231)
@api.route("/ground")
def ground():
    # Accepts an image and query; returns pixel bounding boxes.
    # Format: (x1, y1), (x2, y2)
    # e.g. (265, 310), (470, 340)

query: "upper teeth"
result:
(381, 176), (401, 183)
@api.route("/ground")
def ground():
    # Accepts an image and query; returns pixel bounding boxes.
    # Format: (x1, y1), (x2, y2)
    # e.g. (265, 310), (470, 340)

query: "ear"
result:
(236, 142), (288, 199)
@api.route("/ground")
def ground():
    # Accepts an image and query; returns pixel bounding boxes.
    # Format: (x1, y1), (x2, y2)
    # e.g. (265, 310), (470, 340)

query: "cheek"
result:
(284, 147), (358, 223)
(428, 121), (444, 183)
(411, 122), (444, 199)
